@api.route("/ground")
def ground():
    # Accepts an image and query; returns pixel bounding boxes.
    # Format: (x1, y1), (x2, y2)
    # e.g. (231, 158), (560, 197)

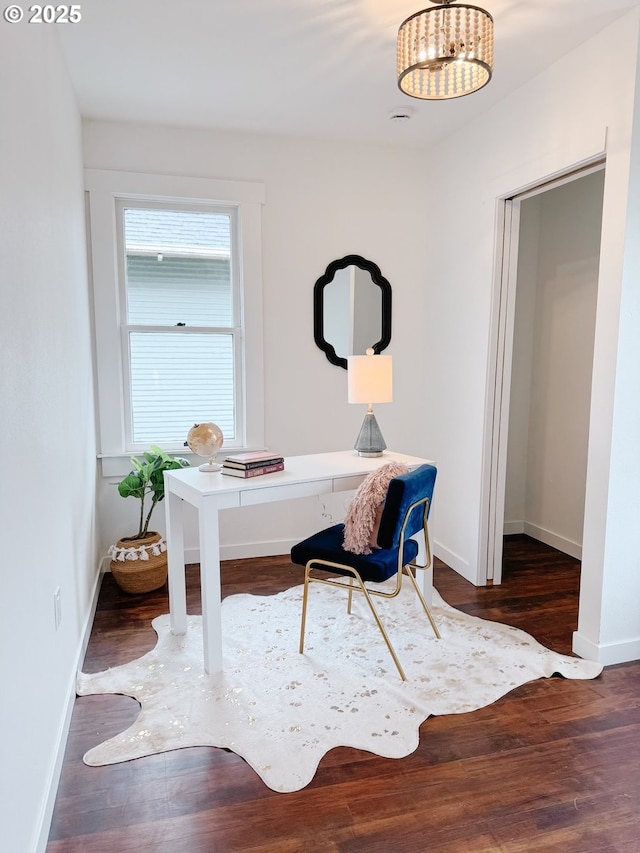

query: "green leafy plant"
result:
(117, 445), (190, 540)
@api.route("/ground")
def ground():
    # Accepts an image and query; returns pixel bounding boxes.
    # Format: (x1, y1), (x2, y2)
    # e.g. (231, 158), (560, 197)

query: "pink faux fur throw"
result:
(342, 462), (410, 555)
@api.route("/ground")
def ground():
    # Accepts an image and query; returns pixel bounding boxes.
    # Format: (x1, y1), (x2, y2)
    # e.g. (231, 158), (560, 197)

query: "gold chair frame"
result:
(299, 495), (441, 681)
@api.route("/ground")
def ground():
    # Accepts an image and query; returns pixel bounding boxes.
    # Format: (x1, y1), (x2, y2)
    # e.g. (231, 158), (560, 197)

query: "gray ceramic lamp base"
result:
(354, 411), (387, 457)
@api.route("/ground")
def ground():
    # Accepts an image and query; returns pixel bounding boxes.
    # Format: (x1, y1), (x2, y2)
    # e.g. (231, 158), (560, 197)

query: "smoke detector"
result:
(388, 106), (413, 122)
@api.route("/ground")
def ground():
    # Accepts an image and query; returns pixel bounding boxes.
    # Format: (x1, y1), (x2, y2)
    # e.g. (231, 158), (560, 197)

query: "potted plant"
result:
(109, 445), (190, 593)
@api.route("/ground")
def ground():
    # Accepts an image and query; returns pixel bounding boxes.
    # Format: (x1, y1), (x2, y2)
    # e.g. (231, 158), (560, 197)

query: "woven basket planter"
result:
(109, 531), (168, 594)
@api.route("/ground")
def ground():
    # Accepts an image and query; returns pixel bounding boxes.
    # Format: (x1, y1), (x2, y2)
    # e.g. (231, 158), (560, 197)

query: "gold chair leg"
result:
(404, 565), (441, 639)
(347, 578), (354, 614)
(356, 577), (407, 681)
(299, 560), (409, 680)
(299, 566), (311, 654)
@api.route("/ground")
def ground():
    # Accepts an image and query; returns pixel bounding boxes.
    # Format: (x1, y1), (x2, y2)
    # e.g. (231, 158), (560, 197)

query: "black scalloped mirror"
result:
(313, 255), (392, 369)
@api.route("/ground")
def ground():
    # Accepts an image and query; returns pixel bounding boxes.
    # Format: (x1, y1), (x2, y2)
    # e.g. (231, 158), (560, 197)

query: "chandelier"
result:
(397, 1), (494, 100)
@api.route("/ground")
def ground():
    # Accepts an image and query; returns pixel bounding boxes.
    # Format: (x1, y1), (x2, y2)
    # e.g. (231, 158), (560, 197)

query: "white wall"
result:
(0, 26), (99, 853)
(421, 12), (640, 663)
(505, 172), (604, 559)
(577, 18), (640, 665)
(82, 122), (435, 562)
(503, 196), (539, 532)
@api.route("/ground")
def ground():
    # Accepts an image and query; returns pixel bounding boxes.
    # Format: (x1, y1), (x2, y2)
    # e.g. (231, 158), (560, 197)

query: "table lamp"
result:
(347, 349), (393, 457)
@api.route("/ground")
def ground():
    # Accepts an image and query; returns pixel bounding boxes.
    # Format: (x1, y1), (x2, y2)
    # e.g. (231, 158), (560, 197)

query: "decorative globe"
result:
(186, 422), (224, 472)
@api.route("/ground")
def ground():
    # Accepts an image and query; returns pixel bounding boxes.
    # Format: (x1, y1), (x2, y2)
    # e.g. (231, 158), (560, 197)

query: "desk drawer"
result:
(240, 479), (334, 506)
(333, 474), (367, 493)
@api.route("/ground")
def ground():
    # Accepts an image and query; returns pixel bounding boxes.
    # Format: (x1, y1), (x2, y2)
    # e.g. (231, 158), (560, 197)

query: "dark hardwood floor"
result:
(48, 536), (640, 852)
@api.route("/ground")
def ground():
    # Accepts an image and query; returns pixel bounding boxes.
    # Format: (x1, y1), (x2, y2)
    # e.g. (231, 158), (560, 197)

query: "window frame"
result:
(85, 169), (265, 477)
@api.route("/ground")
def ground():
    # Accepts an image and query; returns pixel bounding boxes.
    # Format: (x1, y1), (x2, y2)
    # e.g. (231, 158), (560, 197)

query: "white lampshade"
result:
(348, 353), (393, 405)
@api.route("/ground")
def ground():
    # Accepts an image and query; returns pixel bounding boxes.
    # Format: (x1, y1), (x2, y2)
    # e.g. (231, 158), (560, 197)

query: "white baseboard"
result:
(107, 539), (456, 571)
(188, 540), (298, 563)
(432, 540), (471, 582)
(523, 522), (582, 560)
(104, 539), (466, 590)
(572, 630), (640, 666)
(36, 561), (104, 853)
(502, 521), (582, 559)
(102, 542), (298, 572)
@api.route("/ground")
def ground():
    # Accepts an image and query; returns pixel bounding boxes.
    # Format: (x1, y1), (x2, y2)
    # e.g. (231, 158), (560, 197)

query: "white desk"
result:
(164, 450), (434, 674)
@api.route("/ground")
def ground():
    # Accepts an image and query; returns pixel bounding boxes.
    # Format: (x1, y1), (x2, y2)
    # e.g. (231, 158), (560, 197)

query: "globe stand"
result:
(198, 458), (222, 473)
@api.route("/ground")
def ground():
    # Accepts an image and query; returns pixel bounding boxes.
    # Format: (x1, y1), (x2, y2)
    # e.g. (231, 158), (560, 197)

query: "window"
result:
(86, 171), (265, 475)
(119, 203), (239, 446)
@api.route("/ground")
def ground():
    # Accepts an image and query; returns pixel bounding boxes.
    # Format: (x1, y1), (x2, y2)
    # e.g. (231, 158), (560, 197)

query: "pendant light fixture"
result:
(397, 1), (494, 100)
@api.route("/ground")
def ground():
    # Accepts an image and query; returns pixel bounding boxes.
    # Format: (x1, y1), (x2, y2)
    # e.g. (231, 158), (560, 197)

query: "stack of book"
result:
(221, 451), (285, 478)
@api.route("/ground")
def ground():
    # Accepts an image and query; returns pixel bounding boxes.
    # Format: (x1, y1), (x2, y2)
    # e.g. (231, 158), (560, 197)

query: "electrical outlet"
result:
(54, 587), (62, 630)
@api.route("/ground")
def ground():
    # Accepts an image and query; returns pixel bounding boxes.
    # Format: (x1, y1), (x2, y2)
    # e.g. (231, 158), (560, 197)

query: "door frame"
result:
(478, 159), (606, 585)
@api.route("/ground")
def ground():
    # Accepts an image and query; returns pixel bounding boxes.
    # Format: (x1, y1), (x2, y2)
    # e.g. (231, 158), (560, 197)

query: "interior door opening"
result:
(483, 161), (606, 586)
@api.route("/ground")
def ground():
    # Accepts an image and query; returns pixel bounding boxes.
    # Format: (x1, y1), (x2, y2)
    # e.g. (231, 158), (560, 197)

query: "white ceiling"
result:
(58, 0), (640, 150)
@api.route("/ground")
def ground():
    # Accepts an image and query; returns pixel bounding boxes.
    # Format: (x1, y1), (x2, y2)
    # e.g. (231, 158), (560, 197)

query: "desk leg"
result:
(200, 501), (223, 675)
(167, 490), (187, 635)
(413, 529), (434, 606)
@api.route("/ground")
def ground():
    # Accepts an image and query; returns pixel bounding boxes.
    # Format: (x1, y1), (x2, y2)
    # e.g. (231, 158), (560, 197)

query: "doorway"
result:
(483, 164), (605, 584)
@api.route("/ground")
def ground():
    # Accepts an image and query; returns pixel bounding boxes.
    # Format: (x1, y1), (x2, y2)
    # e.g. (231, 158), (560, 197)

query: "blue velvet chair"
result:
(291, 464), (440, 680)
